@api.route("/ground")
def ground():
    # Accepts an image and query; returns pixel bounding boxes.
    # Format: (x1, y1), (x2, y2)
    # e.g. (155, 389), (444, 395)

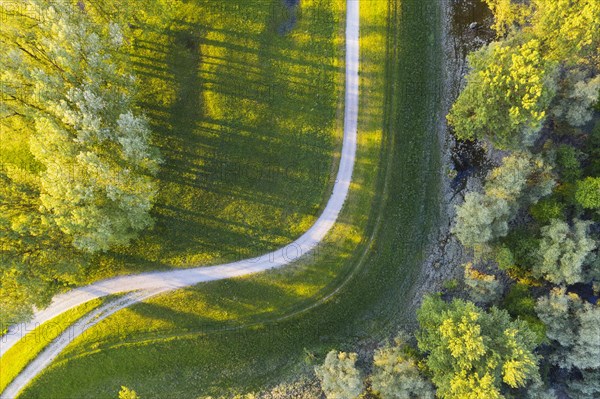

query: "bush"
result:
(576, 177), (600, 210)
(315, 351), (363, 399)
(501, 284), (547, 344)
(371, 335), (435, 399)
(555, 145), (582, 183)
(463, 263), (503, 305)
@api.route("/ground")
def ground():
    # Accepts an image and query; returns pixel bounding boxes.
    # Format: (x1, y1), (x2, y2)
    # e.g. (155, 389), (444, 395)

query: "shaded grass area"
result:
(1, 0), (344, 282)
(0, 298), (103, 393)
(20, 0), (443, 397)
(85, 0), (344, 278)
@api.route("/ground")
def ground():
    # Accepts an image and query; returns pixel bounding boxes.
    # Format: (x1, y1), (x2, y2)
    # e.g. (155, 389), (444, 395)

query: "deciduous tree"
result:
(371, 334), (435, 399)
(447, 39), (557, 149)
(533, 219), (597, 285)
(417, 295), (540, 399)
(315, 351), (363, 399)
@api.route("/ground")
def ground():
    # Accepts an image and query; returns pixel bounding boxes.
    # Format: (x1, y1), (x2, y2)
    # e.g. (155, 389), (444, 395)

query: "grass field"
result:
(2, 0), (345, 282)
(0, 298), (104, 393)
(19, 0), (444, 397)
(83, 0), (346, 279)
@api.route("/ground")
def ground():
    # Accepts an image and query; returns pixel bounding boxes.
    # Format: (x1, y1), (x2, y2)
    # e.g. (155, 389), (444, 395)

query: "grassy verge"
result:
(0, 298), (103, 393)
(20, 0), (443, 397)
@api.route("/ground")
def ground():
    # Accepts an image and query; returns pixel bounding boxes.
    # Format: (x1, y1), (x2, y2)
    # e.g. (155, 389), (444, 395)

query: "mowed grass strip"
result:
(20, 0), (444, 397)
(0, 298), (103, 393)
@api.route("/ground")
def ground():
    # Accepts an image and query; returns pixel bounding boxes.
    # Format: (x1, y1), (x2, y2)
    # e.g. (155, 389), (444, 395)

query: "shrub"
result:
(315, 351), (363, 399)
(371, 335), (435, 399)
(576, 177), (600, 210)
(463, 263), (503, 305)
(529, 197), (564, 224)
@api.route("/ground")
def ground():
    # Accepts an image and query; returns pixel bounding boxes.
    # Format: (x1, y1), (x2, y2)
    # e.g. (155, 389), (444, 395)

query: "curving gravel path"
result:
(0, 1), (359, 397)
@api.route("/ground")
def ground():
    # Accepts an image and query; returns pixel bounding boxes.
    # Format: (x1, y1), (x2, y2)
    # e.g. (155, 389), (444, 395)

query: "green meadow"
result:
(20, 0), (443, 397)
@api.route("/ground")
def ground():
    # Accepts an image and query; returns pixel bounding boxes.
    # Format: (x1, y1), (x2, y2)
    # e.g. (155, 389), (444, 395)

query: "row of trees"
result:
(314, 0), (599, 398)
(1, 1), (160, 322)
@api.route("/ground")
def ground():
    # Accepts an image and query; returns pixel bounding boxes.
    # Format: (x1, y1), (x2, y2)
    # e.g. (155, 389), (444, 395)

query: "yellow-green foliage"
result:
(371, 335), (435, 399)
(447, 39), (556, 149)
(417, 296), (540, 399)
(485, 0), (600, 66)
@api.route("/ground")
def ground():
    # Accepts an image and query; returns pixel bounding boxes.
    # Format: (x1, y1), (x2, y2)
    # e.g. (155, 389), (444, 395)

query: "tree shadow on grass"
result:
(97, 0), (344, 281)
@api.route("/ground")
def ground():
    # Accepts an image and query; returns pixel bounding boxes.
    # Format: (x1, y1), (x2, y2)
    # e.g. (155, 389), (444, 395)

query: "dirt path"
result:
(0, 1), (360, 397)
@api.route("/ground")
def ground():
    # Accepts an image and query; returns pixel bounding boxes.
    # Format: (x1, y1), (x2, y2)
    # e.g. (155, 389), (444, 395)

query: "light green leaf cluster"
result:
(371, 335), (435, 399)
(463, 263), (503, 305)
(453, 152), (555, 248)
(536, 288), (600, 370)
(315, 351), (363, 399)
(534, 219), (597, 285)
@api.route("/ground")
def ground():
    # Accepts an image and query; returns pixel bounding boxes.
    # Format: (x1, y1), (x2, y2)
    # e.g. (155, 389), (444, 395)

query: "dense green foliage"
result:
(447, 38), (556, 149)
(416, 296), (540, 399)
(0, 0), (160, 321)
(449, 0), (600, 396)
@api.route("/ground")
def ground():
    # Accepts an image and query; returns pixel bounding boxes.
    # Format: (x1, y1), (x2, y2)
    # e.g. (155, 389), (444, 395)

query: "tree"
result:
(1, 0), (160, 253)
(535, 288), (600, 370)
(551, 70), (600, 127)
(567, 369), (600, 399)
(371, 335), (435, 399)
(483, 0), (600, 66)
(529, 0), (600, 66)
(464, 263), (503, 305)
(533, 219), (597, 285)
(576, 177), (600, 210)
(417, 295), (540, 399)
(453, 152), (555, 248)
(118, 386), (140, 399)
(0, 166), (86, 323)
(483, 0), (531, 37)
(315, 351), (363, 399)
(447, 38), (557, 149)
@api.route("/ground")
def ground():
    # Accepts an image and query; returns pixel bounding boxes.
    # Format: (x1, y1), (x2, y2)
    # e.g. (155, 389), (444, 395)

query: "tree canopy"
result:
(417, 295), (540, 399)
